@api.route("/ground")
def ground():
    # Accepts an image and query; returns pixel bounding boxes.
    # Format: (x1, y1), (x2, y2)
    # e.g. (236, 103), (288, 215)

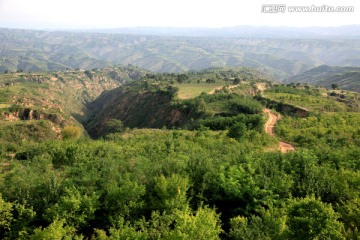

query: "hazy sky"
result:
(0, 0), (358, 29)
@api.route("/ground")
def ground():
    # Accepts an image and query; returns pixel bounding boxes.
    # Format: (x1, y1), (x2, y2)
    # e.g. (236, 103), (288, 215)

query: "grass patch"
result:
(0, 104), (11, 109)
(175, 83), (228, 99)
(264, 92), (348, 112)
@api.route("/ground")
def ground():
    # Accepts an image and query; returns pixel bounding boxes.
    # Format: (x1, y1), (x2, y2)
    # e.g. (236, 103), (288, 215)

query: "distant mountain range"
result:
(285, 65), (360, 92)
(1, 27), (360, 78)
(85, 25), (360, 38)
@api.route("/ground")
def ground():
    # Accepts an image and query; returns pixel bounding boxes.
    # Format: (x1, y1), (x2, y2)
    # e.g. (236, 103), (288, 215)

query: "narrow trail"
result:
(263, 109), (295, 153)
(208, 85), (295, 153)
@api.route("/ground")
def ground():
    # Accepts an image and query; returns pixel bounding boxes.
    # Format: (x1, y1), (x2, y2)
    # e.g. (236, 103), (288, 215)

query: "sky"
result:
(0, 0), (359, 29)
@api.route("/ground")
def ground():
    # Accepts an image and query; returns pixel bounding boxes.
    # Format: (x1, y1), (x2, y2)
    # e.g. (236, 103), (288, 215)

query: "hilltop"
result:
(285, 65), (360, 92)
(84, 67), (272, 137)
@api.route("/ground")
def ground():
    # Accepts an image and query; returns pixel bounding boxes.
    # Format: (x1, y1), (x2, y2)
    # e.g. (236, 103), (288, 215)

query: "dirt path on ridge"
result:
(263, 109), (295, 153)
(209, 85), (239, 94)
(208, 85), (294, 153)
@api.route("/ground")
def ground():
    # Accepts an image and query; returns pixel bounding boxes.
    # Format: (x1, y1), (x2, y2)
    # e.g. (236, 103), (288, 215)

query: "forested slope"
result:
(0, 67), (360, 239)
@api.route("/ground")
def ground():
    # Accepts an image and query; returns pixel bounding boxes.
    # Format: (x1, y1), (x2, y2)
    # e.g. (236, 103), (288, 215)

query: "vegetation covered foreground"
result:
(0, 67), (360, 239)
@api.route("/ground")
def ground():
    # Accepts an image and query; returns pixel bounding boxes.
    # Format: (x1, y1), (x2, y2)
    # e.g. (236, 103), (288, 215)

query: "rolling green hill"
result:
(285, 65), (360, 92)
(85, 67), (273, 137)
(0, 66), (274, 142)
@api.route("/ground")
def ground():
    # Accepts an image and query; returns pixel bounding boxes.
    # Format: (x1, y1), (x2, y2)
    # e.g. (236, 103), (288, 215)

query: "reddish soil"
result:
(263, 109), (295, 153)
(209, 85), (239, 94)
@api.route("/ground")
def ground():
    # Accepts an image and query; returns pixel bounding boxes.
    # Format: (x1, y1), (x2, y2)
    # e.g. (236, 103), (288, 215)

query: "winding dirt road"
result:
(208, 85), (294, 153)
(263, 109), (295, 153)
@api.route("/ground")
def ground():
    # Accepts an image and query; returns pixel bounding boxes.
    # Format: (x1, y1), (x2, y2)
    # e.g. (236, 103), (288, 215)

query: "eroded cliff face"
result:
(85, 88), (188, 138)
(1, 108), (64, 139)
(2, 108), (63, 124)
(0, 67), (147, 141)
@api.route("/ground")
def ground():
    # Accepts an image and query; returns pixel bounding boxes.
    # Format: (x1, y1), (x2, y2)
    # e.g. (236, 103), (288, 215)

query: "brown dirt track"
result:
(263, 109), (295, 153)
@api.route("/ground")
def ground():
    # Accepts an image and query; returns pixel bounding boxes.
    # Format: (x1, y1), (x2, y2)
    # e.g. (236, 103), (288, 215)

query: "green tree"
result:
(104, 176), (146, 225)
(177, 74), (189, 83)
(30, 219), (79, 240)
(149, 174), (190, 212)
(337, 198), (360, 238)
(227, 122), (247, 140)
(332, 83), (339, 90)
(233, 78), (241, 85)
(0, 194), (13, 235)
(84, 70), (93, 79)
(286, 196), (345, 240)
(61, 126), (82, 140)
(104, 119), (124, 135)
(197, 98), (207, 113)
(169, 206), (223, 240)
(229, 206), (287, 240)
(45, 186), (99, 229)
(229, 216), (271, 240)
(3, 202), (37, 239)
